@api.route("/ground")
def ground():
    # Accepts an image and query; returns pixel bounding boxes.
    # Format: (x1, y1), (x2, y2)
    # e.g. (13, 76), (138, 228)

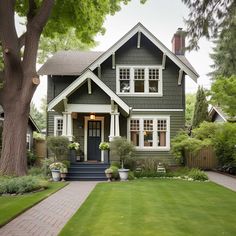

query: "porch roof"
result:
(48, 70), (130, 115)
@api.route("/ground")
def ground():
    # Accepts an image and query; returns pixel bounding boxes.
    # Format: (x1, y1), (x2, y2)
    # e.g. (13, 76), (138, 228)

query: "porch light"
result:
(90, 114), (96, 120)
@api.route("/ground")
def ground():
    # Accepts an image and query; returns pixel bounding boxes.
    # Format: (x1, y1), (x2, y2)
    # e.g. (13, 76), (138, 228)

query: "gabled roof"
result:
(38, 51), (103, 76)
(88, 23), (198, 82)
(38, 23), (198, 82)
(48, 70), (130, 114)
(209, 106), (228, 122)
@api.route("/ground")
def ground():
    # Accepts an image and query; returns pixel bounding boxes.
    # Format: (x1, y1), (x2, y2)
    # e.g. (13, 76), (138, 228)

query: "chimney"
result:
(171, 28), (186, 55)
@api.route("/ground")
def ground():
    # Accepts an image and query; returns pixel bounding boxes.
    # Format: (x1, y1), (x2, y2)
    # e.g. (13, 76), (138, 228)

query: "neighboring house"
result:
(0, 106), (40, 151)
(209, 106), (228, 123)
(39, 23), (198, 164)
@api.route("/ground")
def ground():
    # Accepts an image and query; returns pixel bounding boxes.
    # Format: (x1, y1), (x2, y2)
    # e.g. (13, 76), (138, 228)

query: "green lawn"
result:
(0, 182), (67, 227)
(60, 179), (236, 236)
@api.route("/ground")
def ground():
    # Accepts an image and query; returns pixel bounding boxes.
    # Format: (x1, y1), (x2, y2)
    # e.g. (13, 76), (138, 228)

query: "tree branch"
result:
(27, 0), (37, 21)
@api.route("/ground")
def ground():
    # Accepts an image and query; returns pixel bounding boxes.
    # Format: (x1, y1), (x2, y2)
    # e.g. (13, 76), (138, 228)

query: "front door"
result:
(87, 120), (101, 161)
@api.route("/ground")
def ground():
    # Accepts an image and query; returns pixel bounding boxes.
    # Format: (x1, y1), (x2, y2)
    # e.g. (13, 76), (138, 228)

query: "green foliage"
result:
(0, 176), (48, 194)
(110, 161), (121, 168)
(110, 137), (135, 169)
(109, 166), (119, 179)
(41, 157), (55, 176)
(171, 131), (204, 164)
(188, 168), (208, 181)
(128, 171), (135, 180)
(210, 75), (236, 119)
(27, 151), (37, 167)
(212, 123), (236, 165)
(99, 142), (110, 150)
(33, 132), (45, 141)
(47, 136), (69, 161)
(30, 102), (46, 130)
(185, 93), (196, 126)
(192, 86), (209, 128)
(182, 0), (235, 50)
(104, 168), (113, 174)
(38, 28), (97, 64)
(28, 167), (45, 177)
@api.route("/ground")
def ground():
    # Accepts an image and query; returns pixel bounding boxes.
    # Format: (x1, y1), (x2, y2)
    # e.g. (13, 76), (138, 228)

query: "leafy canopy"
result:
(182, 0), (236, 50)
(210, 75), (236, 119)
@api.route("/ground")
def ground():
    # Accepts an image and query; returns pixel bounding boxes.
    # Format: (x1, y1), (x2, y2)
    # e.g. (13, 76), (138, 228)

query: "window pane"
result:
(157, 120), (167, 131)
(131, 131), (139, 146)
(158, 131), (166, 146)
(144, 131), (153, 147)
(130, 120), (139, 131)
(119, 68), (130, 80)
(149, 69), (159, 80)
(56, 118), (63, 136)
(120, 80), (130, 93)
(134, 69), (145, 80)
(135, 80), (144, 92)
(144, 120), (153, 131)
(149, 80), (158, 92)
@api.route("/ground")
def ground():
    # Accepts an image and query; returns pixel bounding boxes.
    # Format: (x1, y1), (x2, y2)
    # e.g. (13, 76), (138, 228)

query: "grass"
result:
(0, 181), (67, 227)
(60, 179), (236, 236)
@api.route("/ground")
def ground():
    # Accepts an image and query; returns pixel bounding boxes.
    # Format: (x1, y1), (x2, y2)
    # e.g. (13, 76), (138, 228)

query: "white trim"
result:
(162, 53), (166, 69)
(88, 23), (198, 82)
(54, 115), (63, 136)
(48, 70), (130, 114)
(209, 106), (227, 122)
(26, 133), (31, 151)
(112, 53), (115, 69)
(137, 31), (141, 48)
(84, 116), (104, 162)
(67, 104), (111, 113)
(87, 78), (92, 94)
(132, 109), (184, 112)
(127, 115), (170, 151)
(116, 65), (163, 96)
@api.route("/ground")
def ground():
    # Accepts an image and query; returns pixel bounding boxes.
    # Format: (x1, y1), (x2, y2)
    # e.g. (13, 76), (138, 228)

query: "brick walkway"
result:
(0, 181), (98, 236)
(206, 171), (236, 192)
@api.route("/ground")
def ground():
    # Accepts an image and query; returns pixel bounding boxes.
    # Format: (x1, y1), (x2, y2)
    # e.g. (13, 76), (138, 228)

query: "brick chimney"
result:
(171, 28), (186, 55)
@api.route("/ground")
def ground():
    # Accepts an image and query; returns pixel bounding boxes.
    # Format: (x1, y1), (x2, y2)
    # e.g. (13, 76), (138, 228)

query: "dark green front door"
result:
(87, 121), (101, 161)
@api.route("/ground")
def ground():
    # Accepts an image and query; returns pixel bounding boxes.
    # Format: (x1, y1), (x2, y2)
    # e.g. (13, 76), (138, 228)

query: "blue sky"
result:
(32, 0), (213, 108)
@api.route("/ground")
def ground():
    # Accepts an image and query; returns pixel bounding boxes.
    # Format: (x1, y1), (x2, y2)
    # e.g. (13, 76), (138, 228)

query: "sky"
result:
(30, 0), (213, 108)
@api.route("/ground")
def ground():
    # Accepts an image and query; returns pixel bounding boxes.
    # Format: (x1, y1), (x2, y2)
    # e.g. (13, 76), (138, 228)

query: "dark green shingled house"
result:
(39, 23), (198, 171)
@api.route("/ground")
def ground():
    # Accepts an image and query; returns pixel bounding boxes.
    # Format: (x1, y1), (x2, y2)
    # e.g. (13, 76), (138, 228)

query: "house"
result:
(209, 106), (234, 123)
(39, 23), (198, 166)
(0, 106), (40, 151)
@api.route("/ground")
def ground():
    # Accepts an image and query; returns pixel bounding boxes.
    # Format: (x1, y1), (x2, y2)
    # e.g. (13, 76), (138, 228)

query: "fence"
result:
(185, 146), (218, 170)
(34, 139), (46, 162)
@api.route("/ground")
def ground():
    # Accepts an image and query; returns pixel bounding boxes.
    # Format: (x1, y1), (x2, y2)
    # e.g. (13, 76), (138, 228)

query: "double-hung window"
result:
(129, 116), (170, 150)
(117, 65), (162, 95)
(54, 116), (63, 136)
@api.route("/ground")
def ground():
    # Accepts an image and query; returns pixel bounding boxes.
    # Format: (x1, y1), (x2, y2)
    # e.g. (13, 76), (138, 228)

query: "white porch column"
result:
(62, 112), (67, 136)
(114, 112), (120, 136)
(109, 113), (115, 141)
(67, 112), (73, 141)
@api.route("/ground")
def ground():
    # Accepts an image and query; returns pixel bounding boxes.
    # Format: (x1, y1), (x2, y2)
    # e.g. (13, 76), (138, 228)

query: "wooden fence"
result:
(185, 146), (218, 170)
(34, 139), (46, 162)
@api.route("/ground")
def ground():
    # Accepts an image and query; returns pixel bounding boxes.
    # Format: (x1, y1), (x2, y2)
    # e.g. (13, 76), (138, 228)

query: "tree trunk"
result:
(0, 101), (29, 176)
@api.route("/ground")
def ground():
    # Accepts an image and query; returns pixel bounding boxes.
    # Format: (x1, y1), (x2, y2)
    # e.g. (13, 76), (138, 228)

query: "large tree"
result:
(0, 0), (146, 176)
(192, 87), (209, 128)
(182, 0), (236, 50)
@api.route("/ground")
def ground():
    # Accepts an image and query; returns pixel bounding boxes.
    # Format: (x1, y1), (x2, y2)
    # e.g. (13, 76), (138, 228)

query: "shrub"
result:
(41, 157), (54, 176)
(188, 168), (208, 181)
(68, 142), (80, 150)
(0, 176), (48, 194)
(128, 171), (135, 180)
(110, 166), (119, 179)
(28, 167), (44, 177)
(99, 142), (110, 150)
(110, 161), (121, 168)
(105, 168), (113, 174)
(110, 137), (135, 169)
(212, 123), (236, 165)
(47, 136), (69, 161)
(27, 151), (37, 167)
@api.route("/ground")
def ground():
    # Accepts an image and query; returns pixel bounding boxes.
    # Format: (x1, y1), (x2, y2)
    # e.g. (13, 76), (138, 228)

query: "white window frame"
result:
(127, 115), (170, 151)
(54, 115), (63, 136)
(116, 65), (163, 96)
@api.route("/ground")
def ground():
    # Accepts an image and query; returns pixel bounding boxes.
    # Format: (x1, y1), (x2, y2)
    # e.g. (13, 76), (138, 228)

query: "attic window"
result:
(116, 65), (162, 96)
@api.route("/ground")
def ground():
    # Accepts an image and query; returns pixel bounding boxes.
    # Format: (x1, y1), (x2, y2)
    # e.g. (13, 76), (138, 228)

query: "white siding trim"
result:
(67, 104), (111, 113)
(132, 109), (183, 112)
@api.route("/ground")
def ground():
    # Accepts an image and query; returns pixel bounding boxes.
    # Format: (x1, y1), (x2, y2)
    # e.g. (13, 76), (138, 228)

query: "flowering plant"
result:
(49, 162), (66, 171)
(99, 142), (110, 150)
(68, 142), (80, 150)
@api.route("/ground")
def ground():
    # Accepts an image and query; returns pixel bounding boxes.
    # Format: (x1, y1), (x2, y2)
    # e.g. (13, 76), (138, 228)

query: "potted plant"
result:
(99, 142), (110, 163)
(110, 137), (135, 181)
(60, 167), (68, 181)
(68, 142), (80, 162)
(49, 162), (66, 181)
(104, 168), (113, 182)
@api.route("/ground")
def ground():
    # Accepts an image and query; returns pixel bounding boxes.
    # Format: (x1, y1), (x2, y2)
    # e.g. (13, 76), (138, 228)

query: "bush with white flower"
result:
(99, 142), (110, 150)
(49, 162), (66, 171)
(68, 142), (80, 150)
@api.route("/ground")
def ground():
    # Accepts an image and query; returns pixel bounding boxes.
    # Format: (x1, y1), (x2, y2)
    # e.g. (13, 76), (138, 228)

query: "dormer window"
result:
(116, 65), (163, 96)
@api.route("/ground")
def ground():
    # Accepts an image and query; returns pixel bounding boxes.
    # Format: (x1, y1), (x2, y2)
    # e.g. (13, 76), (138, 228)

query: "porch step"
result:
(66, 162), (109, 181)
